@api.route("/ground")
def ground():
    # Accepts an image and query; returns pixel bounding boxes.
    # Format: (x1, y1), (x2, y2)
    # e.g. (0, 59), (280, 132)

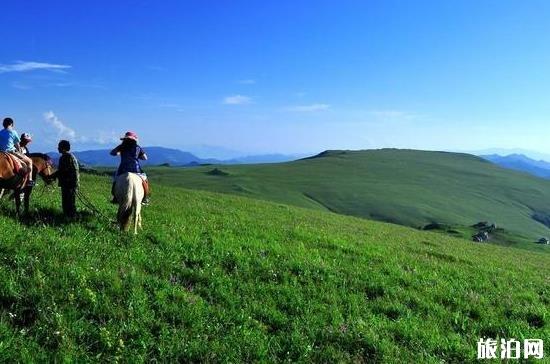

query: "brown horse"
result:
(0, 153), (55, 215)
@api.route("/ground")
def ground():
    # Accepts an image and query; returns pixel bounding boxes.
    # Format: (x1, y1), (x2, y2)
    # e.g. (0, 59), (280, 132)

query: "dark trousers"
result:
(61, 187), (77, 217)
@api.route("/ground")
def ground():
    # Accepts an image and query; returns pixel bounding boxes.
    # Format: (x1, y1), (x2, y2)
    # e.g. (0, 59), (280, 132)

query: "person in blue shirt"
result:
(110, 131), (150, 204)
(0, 118), (33, 185)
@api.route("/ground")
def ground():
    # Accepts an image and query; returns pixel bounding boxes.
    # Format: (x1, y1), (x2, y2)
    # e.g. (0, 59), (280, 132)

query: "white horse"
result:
(114, 172), (144, 234)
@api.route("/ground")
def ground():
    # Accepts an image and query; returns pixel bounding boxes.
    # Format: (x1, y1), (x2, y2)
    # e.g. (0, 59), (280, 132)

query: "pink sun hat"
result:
(120, 131), (139, 141)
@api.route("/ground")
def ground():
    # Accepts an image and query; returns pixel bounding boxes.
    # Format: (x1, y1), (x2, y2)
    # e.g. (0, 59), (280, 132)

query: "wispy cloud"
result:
(238, 79), (256, 85)
(47, 82), (74, 87)
(147, 65), (166, 71)
(158, 103), (181, 108)
(223, 95), (252, 105)
(285, 103), (330, 112)
(42, 111), (119, 146)
(367, 110), (417, 120)
(158, 103), (185, 112)
(94, 131), (120, 145)
(11, 81), (31, 90)
(0, 61), (71, 74)
(43, 111), (76, 139)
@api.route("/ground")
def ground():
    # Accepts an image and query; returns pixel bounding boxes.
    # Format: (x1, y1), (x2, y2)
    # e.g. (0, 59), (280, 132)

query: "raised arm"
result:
(110, 145), (121, 156)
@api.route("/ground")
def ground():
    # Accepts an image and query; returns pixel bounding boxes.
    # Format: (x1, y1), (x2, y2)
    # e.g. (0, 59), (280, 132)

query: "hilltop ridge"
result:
(147, 149), (550, 250)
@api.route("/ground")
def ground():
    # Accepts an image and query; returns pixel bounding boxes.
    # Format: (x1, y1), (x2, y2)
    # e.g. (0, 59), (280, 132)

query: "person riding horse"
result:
(20, 133), (32, 155)
(110, 131), (150, 204)
(0, 118), (33, 186)
(0, 152), (55, 215)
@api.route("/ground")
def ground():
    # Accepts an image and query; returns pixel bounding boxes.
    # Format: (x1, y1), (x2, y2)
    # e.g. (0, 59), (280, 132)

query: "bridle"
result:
(32, 155), (55, 183)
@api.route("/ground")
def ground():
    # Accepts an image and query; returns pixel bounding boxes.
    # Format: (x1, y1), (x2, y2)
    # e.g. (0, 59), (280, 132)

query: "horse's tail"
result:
(116, 174), (134, 231)
(115, 173), (143, 234)
(131, 177), (142, 235)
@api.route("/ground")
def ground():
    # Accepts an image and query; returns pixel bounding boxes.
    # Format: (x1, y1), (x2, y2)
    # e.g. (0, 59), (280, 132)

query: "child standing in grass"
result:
(50, 140), (80, 218)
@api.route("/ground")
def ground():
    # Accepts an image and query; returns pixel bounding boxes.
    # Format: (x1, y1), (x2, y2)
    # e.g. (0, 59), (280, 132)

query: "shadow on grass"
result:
(0, 198), (111, 228)
(0, 194), (129, 237)
(19, 207), (97, 227)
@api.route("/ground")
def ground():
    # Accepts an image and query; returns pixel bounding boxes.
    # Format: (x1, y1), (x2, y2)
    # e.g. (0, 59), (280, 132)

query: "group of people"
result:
(0, 117), (150, 218)
(0, 118), (35, 186)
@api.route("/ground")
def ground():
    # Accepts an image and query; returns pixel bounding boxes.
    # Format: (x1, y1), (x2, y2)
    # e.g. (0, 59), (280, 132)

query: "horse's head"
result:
(29, 153), (56, 185)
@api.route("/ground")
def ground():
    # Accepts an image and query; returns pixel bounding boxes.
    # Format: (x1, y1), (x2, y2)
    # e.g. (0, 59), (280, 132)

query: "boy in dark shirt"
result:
(50, 140), (80, 218)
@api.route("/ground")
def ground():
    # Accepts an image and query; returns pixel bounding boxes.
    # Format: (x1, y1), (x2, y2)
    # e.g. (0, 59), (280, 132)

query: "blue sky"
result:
(1, 1), (550, 158)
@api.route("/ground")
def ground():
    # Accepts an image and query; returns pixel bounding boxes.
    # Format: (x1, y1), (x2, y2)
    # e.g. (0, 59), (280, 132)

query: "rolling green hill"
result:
(0, 172), (547, 362)
(147, 149), (550, 250)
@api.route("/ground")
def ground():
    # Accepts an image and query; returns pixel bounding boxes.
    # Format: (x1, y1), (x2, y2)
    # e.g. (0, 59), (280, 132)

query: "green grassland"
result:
(147, 149), (550, 251)
(0, 172), (547, 362)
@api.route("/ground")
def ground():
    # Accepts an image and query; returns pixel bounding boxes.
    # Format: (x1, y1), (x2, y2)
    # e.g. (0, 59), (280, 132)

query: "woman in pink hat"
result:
(110, 131), (150, 204)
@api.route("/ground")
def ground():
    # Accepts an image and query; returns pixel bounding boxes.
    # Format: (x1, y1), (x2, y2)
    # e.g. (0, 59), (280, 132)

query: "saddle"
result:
(4, 153), (26, 175)
(0, 152), (29, 189)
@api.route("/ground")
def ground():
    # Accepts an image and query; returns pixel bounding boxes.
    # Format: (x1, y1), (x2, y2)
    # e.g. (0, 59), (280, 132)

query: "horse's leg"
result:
(13, 189), (21, 217)
(23, 187), (31, 215)
(133, 186), (143, 234)
(133, 203), (141, 235)
(0, 188), (5, 199)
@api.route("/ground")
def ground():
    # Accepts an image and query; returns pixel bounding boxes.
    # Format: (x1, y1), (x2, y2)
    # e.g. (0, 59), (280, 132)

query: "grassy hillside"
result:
(148, 149), (550, 250)
(0, 172), (547, 361)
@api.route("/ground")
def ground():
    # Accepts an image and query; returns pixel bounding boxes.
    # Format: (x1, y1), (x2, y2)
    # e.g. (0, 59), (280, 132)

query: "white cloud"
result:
(285, 103), (330, 112)
(95, 131), (120, 145)
(369, 110), (408, 117)
(158, 103), (181, 108)
(11, 81), (31, 90)
(368, 110), (417, 120)
(47, 82), (74, 87)
(158, 103), (185, 112)
(0, 61), (71, 74)
(43, 111), (77, 140)
(41, 111), (119, 148)
(238, 79), (256, 84)
(147, 65), (166, 71)
(223, 95), (252, 105)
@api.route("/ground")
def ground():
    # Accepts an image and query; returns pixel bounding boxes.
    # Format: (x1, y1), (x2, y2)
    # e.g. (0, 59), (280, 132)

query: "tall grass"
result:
(0, 172), (546, 361)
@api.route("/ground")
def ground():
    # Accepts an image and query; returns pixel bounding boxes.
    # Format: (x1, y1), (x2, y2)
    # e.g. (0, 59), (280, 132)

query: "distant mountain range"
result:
(467, 148), (550, 161)
(47, 146), (304, 167)
(481, 153), (550, 179)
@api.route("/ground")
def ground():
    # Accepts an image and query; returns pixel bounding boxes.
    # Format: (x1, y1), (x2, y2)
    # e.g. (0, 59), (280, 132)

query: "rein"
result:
(76, 189), (115, 224)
